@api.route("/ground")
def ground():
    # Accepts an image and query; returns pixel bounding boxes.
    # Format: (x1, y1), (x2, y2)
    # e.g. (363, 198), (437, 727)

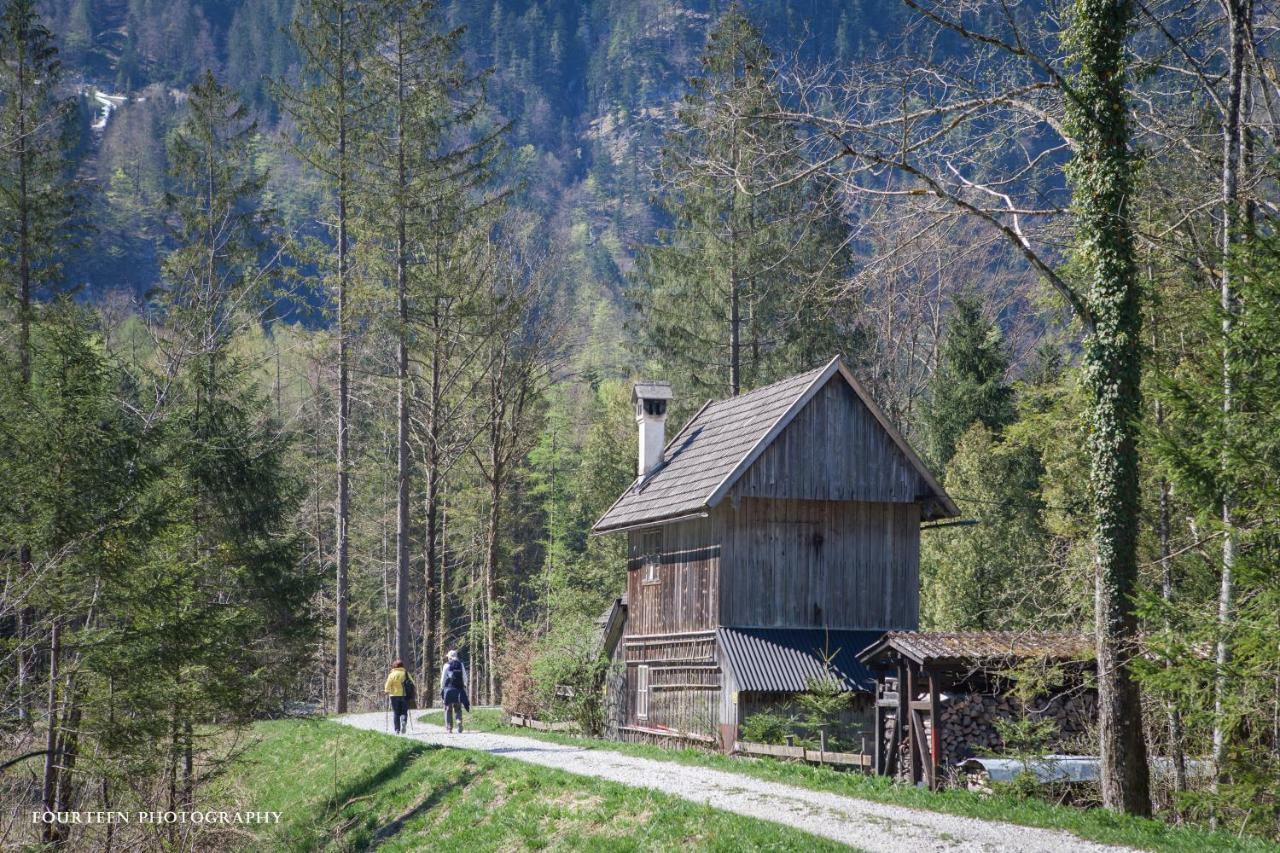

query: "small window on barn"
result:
(636, 665), (650, 720)
(640, 529), (662, 584)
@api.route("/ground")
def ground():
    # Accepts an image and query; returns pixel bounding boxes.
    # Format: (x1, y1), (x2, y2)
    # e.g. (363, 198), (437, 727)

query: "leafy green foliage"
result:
(1141, 233), (1280, 833)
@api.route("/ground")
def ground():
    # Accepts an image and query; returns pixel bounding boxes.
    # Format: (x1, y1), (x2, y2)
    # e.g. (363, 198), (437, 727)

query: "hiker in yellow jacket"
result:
(384, 659), (413, 734)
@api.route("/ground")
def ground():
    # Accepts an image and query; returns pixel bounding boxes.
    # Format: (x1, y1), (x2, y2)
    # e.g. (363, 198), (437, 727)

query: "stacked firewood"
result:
(881, 690), (1098, 775)
(938, 691), (1097, 764)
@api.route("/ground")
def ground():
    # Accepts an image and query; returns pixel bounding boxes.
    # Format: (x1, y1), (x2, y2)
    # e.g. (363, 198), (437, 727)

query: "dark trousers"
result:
(446, 702), (463, 732)
(390, 696), (408, 733)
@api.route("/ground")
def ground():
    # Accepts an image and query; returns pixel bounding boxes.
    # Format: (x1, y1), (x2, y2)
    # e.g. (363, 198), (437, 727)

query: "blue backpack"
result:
(446, 659), (465, 690)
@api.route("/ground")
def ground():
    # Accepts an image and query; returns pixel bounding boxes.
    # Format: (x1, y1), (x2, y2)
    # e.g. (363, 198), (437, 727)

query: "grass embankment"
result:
(219, 718), (848, 852)
(420, 709), (1271, 853)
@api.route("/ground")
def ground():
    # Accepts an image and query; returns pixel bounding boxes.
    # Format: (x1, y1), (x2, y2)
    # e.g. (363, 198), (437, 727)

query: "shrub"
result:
(528, 618), (609, 735)
(739, 711), (796, 745)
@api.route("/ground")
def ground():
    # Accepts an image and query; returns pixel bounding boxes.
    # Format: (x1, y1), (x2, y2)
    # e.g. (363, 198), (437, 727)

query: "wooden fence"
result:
(734, 739), (873, 769)
(507, 713), (580, 733)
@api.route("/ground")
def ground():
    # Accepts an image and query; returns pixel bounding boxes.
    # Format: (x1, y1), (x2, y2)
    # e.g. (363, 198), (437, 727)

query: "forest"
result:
(1, 0), (1278, 847)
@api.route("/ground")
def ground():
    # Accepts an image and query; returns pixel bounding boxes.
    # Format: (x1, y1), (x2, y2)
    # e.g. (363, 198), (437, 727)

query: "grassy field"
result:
(419, 709), (1273, 853)
(214, 718), (851, 852)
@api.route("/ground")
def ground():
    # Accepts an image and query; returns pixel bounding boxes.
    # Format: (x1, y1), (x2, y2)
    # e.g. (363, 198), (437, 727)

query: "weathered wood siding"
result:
(718, 497), (920, 630)
(732, 378), (929, 504)
(623, 631), (721, 736)
(626, 516), (719, 636)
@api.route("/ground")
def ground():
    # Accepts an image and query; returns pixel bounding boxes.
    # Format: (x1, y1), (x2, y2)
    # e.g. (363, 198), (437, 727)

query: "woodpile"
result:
(882, 689), (1098, 775)
(938, 691), (1097, 765)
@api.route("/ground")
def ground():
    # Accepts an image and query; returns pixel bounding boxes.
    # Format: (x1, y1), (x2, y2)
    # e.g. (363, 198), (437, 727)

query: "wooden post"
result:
(928, 669), (942, 790)
(892, 662), (908, 777)
(819, 725), (827, 764)
(906, 661), (920, 784)
(873, 703), (884, 775)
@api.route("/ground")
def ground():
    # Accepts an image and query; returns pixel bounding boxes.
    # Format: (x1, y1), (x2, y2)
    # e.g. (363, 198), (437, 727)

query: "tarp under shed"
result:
(718, 627), (882, 693)
(960, 755), (1213, 784)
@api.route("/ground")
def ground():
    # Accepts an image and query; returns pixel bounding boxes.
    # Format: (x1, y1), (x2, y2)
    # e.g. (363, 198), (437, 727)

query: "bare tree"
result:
(469, 230), (568, 704)
(776, 0), (1153, 813)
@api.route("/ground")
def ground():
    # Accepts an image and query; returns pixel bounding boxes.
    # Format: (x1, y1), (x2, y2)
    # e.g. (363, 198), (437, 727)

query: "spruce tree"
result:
(631, 6), (855, 399)
(0, 0), (80, 723)
(279, 0), (380, 713)
(924, 293), (1015, 468)
(358, 0), (502, 678)
(0, 0), (79, 383)
(1149, 234), (1280, 828)
(144, 70), (313, 806)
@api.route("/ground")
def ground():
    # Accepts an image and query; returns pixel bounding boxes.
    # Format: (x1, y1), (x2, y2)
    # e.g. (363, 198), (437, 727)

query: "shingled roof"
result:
(857, 631), (1095, 669)
(592, 356), (957, 533)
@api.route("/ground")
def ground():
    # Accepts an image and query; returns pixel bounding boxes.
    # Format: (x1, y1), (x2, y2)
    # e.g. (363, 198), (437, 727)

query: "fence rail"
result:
(734, 740), (873, 769)
(507, 713), (580, 733)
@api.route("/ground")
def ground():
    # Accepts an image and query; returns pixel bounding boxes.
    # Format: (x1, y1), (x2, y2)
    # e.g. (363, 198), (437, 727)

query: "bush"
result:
(739, 711), (796, 745)
(498, 625), (544, 718)
(526, 618), (609, 735)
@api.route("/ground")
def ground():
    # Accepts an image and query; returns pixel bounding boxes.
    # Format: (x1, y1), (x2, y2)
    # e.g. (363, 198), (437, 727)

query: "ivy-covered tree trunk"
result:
(1065, 0), (1151, 815)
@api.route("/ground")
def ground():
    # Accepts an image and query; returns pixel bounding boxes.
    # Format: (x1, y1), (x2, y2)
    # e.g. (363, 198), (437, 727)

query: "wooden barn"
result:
(592, 356), (958, 749)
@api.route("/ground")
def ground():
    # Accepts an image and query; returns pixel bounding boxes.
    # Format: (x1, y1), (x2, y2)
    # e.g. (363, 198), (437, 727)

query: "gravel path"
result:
(335, 711), (1132, 853)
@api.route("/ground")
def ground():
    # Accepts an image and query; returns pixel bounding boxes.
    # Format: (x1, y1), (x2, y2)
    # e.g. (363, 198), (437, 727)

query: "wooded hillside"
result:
(1, 0), (1278, 846)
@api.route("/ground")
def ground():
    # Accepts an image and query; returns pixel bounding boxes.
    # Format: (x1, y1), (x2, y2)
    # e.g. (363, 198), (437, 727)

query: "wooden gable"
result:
(729, 373), (932, 506)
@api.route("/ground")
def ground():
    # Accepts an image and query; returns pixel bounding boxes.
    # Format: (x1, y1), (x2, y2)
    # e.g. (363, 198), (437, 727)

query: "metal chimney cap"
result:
(632, 380), (673, 402)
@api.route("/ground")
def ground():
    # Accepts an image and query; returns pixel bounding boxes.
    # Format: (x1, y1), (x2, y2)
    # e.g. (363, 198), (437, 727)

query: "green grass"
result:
(215, 718), (851, 852)
(420, 709), (1275, 853)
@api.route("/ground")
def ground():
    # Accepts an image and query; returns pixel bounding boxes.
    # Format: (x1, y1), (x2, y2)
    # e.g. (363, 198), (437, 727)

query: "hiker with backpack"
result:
(440, 649), (470, 733)
(384, 659), (415, 734)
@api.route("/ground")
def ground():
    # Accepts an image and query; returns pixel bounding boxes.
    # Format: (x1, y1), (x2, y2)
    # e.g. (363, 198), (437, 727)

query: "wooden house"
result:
(592, 356), (958, 749)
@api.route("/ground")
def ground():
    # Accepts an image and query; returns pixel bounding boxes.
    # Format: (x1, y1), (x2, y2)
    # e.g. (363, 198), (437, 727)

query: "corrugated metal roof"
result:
(718, 627), (883, 693)
(858, 631), (1093, 668)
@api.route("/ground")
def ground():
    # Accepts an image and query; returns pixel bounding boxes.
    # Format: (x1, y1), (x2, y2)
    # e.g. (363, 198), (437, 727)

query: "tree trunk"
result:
(1068, 0), (1151, 815)
(16, 35), (32, 725)
(1213, 0), (1247, 796)
(182, 718), (193, 808)
(393, 20), (412, 670)
(54, 684), (81, 814)
(484, 460), (502, 705)
(1156, 396), (1187, 793)
(40, 623), (59, 840)
(334, 11), (351, 715)
(421, 314), (442, 702)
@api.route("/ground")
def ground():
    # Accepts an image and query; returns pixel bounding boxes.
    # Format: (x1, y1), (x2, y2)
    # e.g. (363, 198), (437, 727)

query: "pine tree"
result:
(279, 0), (380, 714)
(0, 0), (80, 724)
(357, 0), (503, 679)
(630, 6), (856, 399)
(923, 293), (1015, 468)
